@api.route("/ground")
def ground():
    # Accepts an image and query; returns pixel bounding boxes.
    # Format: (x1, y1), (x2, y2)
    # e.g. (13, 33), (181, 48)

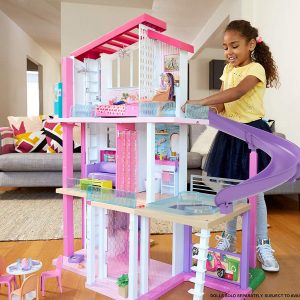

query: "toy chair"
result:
(40, 255), (63, 296)
(10, 274), (39, 300)
(0, 256), (17, 300)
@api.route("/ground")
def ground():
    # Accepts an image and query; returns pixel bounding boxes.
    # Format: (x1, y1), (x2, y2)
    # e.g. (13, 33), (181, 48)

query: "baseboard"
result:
(0, 187), (18, 191)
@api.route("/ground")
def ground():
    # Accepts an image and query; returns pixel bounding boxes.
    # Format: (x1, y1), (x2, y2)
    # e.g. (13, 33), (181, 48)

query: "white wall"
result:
(189, 48), (224, 100)
(189, 0), (242, 100)
(191, 0), (241, 59)
(61, 3), (151, 57)
(249, 0), (300, 145)
(0, 10), (60, 126)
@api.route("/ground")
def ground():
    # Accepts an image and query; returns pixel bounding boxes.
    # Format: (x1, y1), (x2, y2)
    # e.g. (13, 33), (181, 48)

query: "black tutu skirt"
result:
(204, 119), (272, 180)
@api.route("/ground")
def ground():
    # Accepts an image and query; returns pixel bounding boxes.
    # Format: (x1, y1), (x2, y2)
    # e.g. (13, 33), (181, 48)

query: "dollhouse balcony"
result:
(139, 101), (176, 117)
(86, 186), (137, 208)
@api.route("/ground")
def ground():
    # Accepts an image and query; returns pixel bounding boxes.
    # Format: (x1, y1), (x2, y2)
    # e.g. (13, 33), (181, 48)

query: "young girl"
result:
(184, 20), (280, 272)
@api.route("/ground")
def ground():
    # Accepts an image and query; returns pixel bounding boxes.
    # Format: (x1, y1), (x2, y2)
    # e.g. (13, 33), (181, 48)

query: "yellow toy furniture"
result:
(79, 178), (113, 190)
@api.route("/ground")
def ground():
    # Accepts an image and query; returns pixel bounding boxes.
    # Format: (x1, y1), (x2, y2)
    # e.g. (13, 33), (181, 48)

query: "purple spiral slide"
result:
(208, 111), (300, 214)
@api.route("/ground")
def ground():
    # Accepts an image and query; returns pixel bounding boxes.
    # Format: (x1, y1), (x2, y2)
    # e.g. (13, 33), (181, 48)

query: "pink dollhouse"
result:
(54, 13), (300, 300)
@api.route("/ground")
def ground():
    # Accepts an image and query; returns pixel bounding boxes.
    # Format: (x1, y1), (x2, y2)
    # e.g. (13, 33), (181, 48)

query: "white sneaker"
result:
(256, 239), (279, 272)
(215, 232), (236, 252)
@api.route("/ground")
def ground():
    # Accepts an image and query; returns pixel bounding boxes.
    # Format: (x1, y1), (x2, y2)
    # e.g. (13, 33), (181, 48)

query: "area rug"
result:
(0, 188), (82, 241)
(0, 188), (242, 241)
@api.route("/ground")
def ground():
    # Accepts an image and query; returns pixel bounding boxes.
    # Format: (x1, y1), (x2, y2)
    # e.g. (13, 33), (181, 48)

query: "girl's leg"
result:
(216, 217), (237, 251)
(216, 195), (268, 251)
(225, 216), (238, 236)
(256, 193), (279, 272)
(224, 193), (268, 238)
(256, 193), (268, 239)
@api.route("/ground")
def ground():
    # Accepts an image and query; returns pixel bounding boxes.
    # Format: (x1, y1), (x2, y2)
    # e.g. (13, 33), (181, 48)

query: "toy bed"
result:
(86, 150), (116, 186)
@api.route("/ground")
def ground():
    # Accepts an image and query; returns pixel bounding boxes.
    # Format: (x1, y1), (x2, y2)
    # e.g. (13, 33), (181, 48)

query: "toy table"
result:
(6, 260), (42, 300)
(6, 260), (42, 280)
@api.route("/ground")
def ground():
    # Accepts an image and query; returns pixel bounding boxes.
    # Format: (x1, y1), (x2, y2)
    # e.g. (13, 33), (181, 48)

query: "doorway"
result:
(26, 58), (43, 116)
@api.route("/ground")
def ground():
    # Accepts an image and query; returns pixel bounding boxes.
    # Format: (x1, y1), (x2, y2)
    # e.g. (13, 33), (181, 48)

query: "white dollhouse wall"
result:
(111, 48), (139, 88)
(85, 58), (101, 104)
(139, 24), (187, 117)
(86, 123), (116, 164)
(100, 44), (139, 105)
(74, 59), (85, 106)
(85, 123), (115, 254)
(86, 205), (109, 282)
(74, 58), (101, 107)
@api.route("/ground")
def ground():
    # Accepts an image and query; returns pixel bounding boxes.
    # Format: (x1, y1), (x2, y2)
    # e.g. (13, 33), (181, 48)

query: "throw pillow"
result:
(43, 121), (63, 153)
(7, 116), (48, 153)
(73, 125), (81, 153)
(190, 126), (218, 155)
(0, 127), (15, 154)
(43, 120), (81, 153)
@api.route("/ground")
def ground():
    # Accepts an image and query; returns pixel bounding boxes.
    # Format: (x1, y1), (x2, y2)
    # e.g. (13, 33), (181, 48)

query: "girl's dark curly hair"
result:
(225, 20), (280, 88)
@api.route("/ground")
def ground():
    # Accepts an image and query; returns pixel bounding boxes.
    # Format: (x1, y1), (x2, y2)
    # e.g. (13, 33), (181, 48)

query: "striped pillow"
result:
(0, 127), (15, 154)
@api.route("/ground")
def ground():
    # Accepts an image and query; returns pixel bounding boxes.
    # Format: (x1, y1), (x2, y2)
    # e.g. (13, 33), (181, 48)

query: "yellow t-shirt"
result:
(219, 62), (266, 123)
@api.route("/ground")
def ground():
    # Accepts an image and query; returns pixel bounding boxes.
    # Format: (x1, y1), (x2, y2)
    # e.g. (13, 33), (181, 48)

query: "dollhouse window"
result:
(111, 48), (139, 88)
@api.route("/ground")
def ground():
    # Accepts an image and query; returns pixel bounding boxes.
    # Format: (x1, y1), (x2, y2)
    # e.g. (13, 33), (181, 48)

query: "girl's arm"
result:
(189, 75), (260, 106)
(209, 83), (225, 113)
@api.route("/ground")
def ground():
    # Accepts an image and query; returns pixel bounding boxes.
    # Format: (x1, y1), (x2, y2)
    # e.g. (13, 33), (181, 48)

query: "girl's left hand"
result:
(181, 100), (189, 112)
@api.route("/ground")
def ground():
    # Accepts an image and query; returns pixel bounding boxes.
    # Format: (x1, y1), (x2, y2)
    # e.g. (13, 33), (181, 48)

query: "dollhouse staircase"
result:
(188, 231), (210, 300)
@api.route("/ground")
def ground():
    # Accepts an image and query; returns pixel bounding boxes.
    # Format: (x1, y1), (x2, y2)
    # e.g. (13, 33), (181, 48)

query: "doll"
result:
(151, 72), (175, 102)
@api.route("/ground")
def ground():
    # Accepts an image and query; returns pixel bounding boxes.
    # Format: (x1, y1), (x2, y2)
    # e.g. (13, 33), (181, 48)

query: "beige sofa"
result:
(0, 126), (81, 187)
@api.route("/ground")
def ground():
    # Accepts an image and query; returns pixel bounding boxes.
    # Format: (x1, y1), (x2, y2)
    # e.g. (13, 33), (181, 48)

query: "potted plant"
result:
(116, 273), (129, 298)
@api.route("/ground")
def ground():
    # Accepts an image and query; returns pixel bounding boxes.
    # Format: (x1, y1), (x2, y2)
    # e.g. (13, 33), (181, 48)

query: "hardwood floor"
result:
(0, 195), (299, 300)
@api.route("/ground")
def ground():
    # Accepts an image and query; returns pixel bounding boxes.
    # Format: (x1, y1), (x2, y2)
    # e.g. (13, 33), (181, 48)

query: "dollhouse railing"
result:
(86, 186), (137, 208)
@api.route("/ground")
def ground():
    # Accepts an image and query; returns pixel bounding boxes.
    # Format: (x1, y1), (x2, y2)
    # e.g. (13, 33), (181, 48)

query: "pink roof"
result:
(71, 14), (166, 61)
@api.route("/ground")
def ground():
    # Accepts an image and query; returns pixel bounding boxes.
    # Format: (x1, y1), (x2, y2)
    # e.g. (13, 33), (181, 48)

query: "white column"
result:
(117, 56), (121, 88)
(86, 204), (96, 285)
(100, 54), (112, 103)
(140, 216), (150, 294)
(179, 124), (188, 192)
(172, 223), (185, 275)
(177, 50), (188, 118)
(146, 123), (155, 204)
(128, 213), (138, 299)
(130, 51), (134, 87)
(97, 207), (107, 278)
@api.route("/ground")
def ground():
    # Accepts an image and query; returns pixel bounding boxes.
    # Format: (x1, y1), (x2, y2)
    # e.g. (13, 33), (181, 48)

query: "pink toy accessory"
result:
(256, 36), (263, 44)
(95, 103), (139, 117)
(206, 251), (226, 278)
(68, 254), (84, 263)
(21, 258), (31, 271)
(100, 150), (116, 162)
